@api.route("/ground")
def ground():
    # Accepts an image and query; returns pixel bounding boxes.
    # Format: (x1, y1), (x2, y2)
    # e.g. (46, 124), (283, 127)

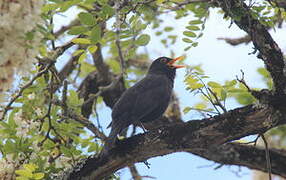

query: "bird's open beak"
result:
(168, 56), (186, 69)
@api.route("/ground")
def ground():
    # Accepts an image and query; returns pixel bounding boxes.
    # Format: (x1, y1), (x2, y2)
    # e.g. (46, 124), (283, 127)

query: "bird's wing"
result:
(110, 75), (171, 133)
(131, 76), (171, 123)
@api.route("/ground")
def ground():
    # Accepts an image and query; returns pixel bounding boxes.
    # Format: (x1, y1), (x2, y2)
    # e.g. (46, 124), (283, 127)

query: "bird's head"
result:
(148, 56), (185, 80)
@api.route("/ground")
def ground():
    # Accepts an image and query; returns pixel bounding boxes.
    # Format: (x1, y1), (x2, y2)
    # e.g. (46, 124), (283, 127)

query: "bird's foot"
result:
(143, 160), (151, 169)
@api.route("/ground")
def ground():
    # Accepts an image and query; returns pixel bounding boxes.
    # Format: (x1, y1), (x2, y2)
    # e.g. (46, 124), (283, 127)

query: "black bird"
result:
(102, 56), (184, 154)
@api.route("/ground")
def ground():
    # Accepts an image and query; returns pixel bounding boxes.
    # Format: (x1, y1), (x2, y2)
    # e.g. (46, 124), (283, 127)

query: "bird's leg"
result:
(143, 160), (151, 169)
(139, 122), (147, 133)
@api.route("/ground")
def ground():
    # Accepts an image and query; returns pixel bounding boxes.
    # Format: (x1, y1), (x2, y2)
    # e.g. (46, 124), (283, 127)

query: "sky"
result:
(53, 6), (286, 180)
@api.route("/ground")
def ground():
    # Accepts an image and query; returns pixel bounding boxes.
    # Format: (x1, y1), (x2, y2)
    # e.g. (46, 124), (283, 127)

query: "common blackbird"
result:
(103, 56), (184, 154)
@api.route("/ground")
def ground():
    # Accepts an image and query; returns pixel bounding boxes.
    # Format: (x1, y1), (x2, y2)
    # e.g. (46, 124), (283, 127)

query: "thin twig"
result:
(62, 80), (68, 116)
(199, 89), (221, 114)
(207, 87), (227, 113)
(190, 108), (219, 114)
(128, 165), (142, 180)
(53, 99), (107, 140)
(1, 61), (55, 121)
(261, 134), (272, 180)
(39, 75), (55, 145)
(115, 1), (126, 76)
(194, 74), (221, 114)
(236, 70), (251, 92)
(50, 16), (56, 50)
(162, 0), (210, 10)
(95, 104), (103, 132)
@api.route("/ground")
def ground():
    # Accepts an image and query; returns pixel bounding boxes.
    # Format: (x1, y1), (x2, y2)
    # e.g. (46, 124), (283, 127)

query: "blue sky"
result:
(54, 7), (286, 180)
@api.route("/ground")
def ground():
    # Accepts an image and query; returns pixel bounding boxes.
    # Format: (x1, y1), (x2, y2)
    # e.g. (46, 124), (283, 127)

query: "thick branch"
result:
(59, 104), (286, 179)
(191, 143), (286, 178)
(214, 0), (286, 95)
(92, 43), (110, 83)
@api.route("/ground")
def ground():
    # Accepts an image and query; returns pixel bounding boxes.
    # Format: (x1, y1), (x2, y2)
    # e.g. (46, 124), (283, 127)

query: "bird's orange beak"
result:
(168, 56), (186, 69)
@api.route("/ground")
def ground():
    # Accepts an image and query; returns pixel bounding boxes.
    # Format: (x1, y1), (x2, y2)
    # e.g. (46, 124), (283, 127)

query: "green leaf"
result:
(192, 42), (198, 47)
(25, 31), (35, 40)
(90, 25), (101, 43)
(164, 26), (174, 32)
(183, 31), (196, 38)
(78, 12), (96, 26)
(191, 83), (204, 90)
(88, 143), (99, 152)
(33, 173), (45, 180)
(15, 169), (33, 178)
(207, 81), (222, 88)
(23, 163), (37, 172)
(78, 52), (87, 63)
(72, 38), (91, 44)
(184, 46), (192, 51)
(8, 111), (17, 128)
(185, 77), (204, 90)
(189, 20), (203, 25)
(88, 45), (98, 54)
(201, 75), (209, 79)
(257, 67), (270, 78)
(60, 146), (72, 157)
(161, 39), (167, 44)
(80, 62), (96, 77)
(224, 80), (237, 87)
(0, 120), (10, 129)
(156, 0), (166, 4)
(102, 5), (114, 17)
(42, 3), (59, 13)
(155, 31), (162, 36)
(236, 93), (255, 105)
(183, 107), (191, 114)
(228, 88), (246, 93)
(68, 26), (88, 35)
(220, 89), (227, 100)
(68, 90), (83, 109)
(135, 34), (150, 46)
(182, 38), (193, 43)
(129, 15), (138, 23)
(16, 177), (29, 180)
(197, 33), (203, 38)
(72, 49), (85, 56)
(194, 103), (207, 110)
(186, 25), (200, 31)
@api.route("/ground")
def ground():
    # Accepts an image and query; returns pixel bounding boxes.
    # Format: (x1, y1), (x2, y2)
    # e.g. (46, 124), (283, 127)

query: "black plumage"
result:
(102, 56), (184, 154)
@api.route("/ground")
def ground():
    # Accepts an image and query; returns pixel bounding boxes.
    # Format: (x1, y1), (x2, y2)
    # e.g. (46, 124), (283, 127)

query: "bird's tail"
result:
(99, 126), (119, 157)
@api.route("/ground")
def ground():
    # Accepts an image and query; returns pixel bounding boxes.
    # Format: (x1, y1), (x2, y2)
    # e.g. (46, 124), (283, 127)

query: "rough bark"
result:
(191, 143), (286, 178)
(57, 104), (286, 179)
(55, 0), (286, 179)
(214, 0), (286, 95)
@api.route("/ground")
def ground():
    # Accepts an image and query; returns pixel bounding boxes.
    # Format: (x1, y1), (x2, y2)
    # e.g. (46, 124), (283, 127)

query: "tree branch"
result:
(0, 61), (55, 121)
(214, 0), (286, 95)
(191, 142), (286, 178)
(57, 103), (286, 179)
(217, 35), (251, 46)
(52, 99), (106, 141)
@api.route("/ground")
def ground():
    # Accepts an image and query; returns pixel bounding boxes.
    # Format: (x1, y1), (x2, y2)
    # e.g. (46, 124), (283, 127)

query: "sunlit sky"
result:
(54, 6), (286, 180)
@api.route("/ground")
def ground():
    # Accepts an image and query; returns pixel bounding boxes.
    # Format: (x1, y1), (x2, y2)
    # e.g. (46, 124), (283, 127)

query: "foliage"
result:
(0, 0), (285, 179)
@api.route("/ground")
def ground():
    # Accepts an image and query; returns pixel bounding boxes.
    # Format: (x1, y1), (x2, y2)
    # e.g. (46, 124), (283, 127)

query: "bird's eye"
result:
(161, 58), (167, 63)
